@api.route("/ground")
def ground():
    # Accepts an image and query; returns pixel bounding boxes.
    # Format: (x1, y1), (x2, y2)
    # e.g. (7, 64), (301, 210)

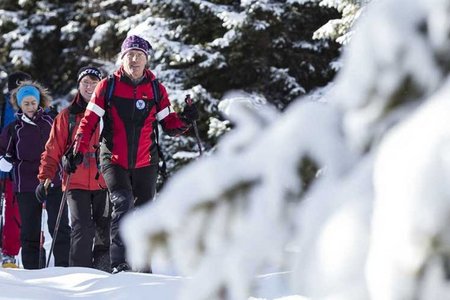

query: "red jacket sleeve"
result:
(38, 110), (70, 181)
(156, 83), (190, 136)
(75, 79), (107, 154)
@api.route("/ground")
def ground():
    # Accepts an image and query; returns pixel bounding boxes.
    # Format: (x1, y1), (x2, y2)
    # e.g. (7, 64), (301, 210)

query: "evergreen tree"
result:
(0, 0), (344, 181)
(123, 0), (450, 299)
(312, 0), (370, 44)
(145, 0), (341, 110)
(117, 0), (343, 180)
(0, 0), (148, 95)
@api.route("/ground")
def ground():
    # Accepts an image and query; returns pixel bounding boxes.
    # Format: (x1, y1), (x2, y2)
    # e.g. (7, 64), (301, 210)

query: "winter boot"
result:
(112, 263), (130, 274)
(93, 250), (111, 273)
(2, 254), (18, 268)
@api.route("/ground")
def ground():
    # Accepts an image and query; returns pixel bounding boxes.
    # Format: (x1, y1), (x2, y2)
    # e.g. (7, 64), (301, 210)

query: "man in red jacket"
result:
(37, 66), (111, 272)
(68, 35), (199, 274)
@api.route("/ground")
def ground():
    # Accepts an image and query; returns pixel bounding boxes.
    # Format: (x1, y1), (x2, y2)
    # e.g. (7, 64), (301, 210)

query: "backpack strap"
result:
(151, 79), (160, 109)
(61, 111), (78, 157)
(105, 74), (115, 108)
(99, 75), (115, 139)
(67, 112), (77, 144)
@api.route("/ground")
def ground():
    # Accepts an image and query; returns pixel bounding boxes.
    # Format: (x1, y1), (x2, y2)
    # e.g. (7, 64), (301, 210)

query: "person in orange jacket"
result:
(36, 66), (111, 272)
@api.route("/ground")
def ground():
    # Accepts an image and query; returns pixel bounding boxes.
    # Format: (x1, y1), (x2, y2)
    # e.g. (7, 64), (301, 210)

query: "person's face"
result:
(79, 75), (100, 102)
(20, 96), (39, 118)
(122, 50), (147, 80)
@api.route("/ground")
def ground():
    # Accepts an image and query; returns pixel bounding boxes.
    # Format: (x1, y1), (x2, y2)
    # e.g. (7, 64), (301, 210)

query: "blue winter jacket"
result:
(0, 93), (17, 180)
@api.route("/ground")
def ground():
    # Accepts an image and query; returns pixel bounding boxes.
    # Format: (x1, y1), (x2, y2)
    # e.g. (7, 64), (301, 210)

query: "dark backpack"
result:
(67, 112), (77, 140)
(103, 75), (167, 181)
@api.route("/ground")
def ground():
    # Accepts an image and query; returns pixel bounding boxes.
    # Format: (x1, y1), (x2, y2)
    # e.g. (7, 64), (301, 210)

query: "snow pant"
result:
(67, 189), (111, 269)
(101, 163), (158, 269)
(2, 178), (21, 256)
(16, 187), (71, 269)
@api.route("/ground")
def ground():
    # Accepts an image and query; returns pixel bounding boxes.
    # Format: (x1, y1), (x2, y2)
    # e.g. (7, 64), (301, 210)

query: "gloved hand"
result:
(182, 103), (199, 123)
(35, 181), (48, 203)
(0, 156), (13, 172)
(62, 151), (83, 174)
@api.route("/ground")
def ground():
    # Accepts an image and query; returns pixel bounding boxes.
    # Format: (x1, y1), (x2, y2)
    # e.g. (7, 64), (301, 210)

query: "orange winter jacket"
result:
(38, 94), (106, 191)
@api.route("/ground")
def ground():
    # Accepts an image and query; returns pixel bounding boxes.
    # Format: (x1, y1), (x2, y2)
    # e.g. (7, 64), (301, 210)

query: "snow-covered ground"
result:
(0, 267), (180, 300)
(0, 266), (302, 300)
(0, 218), (303, 299)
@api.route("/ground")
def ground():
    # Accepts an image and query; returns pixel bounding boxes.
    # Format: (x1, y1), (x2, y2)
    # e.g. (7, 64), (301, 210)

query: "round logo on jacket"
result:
(136, 99), (146, 110)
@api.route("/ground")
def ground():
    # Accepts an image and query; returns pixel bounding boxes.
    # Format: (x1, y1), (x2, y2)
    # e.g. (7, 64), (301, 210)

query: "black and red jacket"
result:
(76, 67), (189, 169)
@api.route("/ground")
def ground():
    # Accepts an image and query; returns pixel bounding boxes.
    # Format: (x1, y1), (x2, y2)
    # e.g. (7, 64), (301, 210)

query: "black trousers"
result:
(16, 187), (70, 269)
(101, 163), (158, 268)
(66, 189), (111, 268)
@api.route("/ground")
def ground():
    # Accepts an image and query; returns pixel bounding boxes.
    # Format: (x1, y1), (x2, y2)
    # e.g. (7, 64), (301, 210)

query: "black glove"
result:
(35, 182), (47, 203)
(182, 103), (199, 123)
(62, 151), (83, 174)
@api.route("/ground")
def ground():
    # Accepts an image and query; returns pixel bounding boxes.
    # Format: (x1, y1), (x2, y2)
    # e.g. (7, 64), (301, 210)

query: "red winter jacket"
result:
(38, 94), (106, 191)
(76, 67), (189, 169)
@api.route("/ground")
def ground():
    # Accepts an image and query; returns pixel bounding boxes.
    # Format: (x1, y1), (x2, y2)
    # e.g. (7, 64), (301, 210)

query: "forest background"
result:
(0, 0), (358, 179)
(2, 1), (449, 299)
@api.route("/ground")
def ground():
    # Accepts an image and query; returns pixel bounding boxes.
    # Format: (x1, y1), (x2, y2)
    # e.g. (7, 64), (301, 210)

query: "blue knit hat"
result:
(17, 85), (40, 107)
(120, 35), (152, 58)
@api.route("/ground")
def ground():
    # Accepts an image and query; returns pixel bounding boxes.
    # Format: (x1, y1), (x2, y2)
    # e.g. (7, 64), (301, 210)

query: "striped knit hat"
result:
(120, 35), (152, 58)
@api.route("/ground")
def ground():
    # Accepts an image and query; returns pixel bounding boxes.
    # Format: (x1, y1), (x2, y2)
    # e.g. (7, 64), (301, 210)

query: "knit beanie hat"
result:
(77, 66), (103, 83)
(120, 35), (152, 58)
(8, 71), (32, 91)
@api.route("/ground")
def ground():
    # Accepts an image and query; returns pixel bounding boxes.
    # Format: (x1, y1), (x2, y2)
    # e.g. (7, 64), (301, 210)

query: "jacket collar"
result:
(16, 107), (44, 126)
(68, 92), (87, 115)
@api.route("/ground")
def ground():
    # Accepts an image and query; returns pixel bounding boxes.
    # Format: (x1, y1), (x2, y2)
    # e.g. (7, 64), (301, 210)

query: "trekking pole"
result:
(0, 184), (4, 251)
(38, 202), (46, 269)
(46, 173), (71, 268)
(184, 94), (203, 156)
(46, 137), (81, 267)
(0, 209), (2, 251)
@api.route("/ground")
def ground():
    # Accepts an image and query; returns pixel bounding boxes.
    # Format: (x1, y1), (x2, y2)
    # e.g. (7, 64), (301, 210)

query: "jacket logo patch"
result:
(136, 99), (146, 110)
